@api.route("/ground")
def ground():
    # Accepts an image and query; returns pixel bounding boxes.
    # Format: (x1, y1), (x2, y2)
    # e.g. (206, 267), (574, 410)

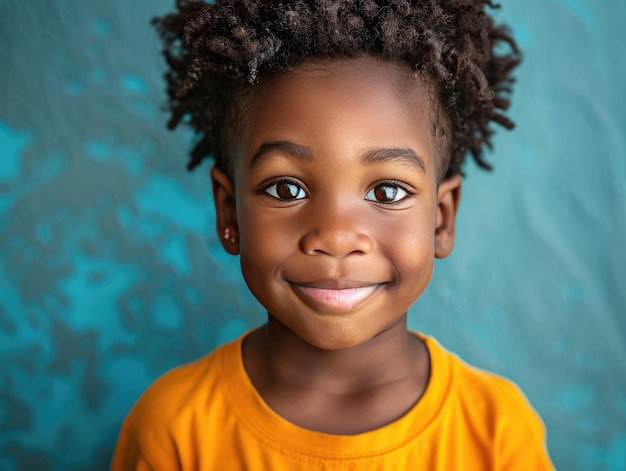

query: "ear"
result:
(211, 166), (240, 255)
(434, 174), (462, 259)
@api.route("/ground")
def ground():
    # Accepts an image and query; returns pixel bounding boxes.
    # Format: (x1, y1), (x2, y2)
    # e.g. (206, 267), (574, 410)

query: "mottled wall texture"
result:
(0, 0), (624, 470)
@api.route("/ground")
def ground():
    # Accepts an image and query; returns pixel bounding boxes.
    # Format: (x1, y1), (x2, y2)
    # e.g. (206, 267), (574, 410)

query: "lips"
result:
(290, 280), (381, 313)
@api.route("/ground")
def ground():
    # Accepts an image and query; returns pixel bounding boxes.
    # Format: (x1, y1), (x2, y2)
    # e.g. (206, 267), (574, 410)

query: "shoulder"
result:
(111, 336), (251, 471)
(112, 336), (244, 469)
(425, 337), (538, 418)
(125, 337), (240, 429)
(448, 347), (541, 429)
(116, 339), (242, 450)
(424, 337), (554, 469)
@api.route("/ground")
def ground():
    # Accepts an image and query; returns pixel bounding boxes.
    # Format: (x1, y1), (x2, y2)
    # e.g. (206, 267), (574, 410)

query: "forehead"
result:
(235, 55), (438, 176)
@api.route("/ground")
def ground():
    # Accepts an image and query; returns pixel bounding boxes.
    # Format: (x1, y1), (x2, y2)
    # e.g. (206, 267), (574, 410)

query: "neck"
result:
(246, 313), (422, 395)
(242, 313), (430, 434)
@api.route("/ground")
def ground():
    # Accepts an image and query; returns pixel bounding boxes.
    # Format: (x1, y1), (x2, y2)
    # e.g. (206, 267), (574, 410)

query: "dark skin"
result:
(243, 316), (428, 434)
(211, 56), (462, 434)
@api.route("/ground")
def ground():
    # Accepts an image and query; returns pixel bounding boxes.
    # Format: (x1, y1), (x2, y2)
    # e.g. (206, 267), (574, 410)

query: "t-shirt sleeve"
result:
(110, 428), (157, 471)
(109, 392), (184, 471)
(495, 385), (555, 470)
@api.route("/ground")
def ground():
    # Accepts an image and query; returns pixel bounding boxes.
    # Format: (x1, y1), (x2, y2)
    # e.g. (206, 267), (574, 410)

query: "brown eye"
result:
(374, 185), (398, 202)
(265, 181), (306, 200)
(365, 183), (408, 203)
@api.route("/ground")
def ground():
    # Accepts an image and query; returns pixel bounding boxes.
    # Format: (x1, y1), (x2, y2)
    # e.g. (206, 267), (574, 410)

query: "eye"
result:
(264, 180), (307, 200)
(365, 182), (410, 204)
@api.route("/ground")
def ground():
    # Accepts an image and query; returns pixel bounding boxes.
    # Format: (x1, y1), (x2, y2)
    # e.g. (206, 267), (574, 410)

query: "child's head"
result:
(154, 0), (520, 182)
(153, 0), (520, 349)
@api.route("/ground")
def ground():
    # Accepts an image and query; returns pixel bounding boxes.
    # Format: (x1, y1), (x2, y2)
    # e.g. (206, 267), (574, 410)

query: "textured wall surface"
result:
(0, 0), (624, 470)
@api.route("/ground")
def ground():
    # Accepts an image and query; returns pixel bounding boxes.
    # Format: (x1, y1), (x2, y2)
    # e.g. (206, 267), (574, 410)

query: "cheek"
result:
(238, 221), (278, 305)
(378, 212), (436, 278)
(237, 205), (294, 278)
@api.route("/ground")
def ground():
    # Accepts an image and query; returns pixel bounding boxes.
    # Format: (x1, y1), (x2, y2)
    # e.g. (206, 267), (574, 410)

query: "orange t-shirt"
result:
(111, 332), (554, 470)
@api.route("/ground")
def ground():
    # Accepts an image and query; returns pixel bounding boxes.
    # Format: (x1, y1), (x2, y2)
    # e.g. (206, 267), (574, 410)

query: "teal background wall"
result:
(0, 0), (624, 469)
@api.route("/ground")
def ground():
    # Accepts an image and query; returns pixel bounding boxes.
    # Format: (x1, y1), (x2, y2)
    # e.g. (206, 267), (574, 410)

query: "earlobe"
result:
(210, 166), (240, 255)
(434, 174), (462, 259)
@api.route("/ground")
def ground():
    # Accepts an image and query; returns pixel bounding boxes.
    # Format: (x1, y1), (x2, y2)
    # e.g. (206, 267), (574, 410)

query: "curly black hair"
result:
(153, 0), (521, 180)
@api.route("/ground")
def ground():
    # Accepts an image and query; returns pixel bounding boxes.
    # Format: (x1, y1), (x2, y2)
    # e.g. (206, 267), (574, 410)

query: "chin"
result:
(299, 327), (371, 351)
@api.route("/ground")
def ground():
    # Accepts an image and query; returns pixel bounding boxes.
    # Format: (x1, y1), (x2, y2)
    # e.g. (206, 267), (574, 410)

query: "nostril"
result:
(300, 231), (373, 257)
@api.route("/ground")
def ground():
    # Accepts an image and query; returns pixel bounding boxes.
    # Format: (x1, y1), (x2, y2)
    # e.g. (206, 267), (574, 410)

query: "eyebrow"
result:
(361, 148), (426, 173)
(250, 141), (313, 169)
(249, 141), (425, 173)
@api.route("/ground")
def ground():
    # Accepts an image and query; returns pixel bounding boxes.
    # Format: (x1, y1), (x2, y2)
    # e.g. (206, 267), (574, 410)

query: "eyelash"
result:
(365, 180), (415, 205)
(261, 178), (308, 201)
(259, 179), (416, 205)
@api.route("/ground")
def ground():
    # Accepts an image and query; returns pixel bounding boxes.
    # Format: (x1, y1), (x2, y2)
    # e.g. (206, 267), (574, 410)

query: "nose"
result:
(298, 202), (374, 257)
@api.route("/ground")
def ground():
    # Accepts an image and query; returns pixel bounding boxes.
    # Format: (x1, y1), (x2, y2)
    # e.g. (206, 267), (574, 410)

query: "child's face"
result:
(212, 56), (461, 350)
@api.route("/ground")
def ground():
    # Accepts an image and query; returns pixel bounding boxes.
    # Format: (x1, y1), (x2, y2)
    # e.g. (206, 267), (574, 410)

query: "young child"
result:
(112, 1), (554, 469)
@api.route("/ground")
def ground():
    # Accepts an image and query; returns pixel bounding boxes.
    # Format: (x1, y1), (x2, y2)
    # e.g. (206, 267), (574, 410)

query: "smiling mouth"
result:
(290, 281), (381, 313)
